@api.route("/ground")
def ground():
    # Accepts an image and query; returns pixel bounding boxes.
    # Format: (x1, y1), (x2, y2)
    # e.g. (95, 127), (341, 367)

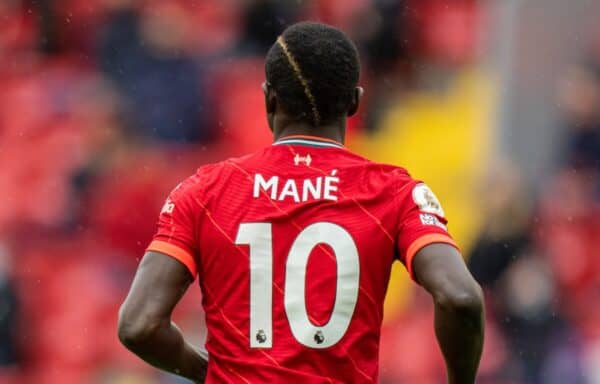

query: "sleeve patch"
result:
(412, 183), (445, 217)
(160, 198), (175, 214)
(419, 213), (447, 230)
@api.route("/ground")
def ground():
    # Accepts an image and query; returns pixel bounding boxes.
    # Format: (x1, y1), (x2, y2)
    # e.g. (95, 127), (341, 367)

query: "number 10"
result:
(235, 222), (360, 349)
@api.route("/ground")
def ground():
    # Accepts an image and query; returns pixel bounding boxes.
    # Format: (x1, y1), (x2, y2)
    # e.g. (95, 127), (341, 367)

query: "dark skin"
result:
(118, 84), (484, 384)
(262, 81), (363, 142)
(413, 244), (484, 384)
(118, 252), (207, 383)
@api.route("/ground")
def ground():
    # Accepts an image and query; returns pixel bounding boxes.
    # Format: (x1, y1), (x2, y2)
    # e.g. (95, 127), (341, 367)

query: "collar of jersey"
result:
(273, 135), (345, 149)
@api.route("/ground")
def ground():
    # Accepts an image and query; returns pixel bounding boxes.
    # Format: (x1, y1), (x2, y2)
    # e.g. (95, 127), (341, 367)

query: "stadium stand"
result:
(1, 0), (599, 383)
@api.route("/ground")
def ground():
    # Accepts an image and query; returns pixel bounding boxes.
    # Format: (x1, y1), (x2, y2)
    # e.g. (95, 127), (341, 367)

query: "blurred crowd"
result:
(0, 0), (599, 383)
(470, 54), (600, 383)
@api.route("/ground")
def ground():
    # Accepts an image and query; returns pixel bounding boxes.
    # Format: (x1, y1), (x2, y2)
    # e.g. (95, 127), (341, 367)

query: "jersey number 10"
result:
(235, 222), (360, 349)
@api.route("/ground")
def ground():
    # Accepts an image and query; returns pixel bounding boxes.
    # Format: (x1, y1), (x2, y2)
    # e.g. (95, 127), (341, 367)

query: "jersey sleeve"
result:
(396, 181), (459, 280)
(146, 178), (199, 278)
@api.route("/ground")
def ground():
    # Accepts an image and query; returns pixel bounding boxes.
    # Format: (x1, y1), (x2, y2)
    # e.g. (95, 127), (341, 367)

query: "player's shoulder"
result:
(167, 162), (224, 200)
(169, 152), (258, 198)
(347, 151), (417, 187)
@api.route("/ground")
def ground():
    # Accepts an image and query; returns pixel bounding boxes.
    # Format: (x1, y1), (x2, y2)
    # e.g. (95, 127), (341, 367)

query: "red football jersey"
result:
(147, 135), (457, 383)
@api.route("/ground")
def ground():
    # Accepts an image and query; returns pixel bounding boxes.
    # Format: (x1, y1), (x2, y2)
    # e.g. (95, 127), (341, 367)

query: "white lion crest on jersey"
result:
(412, 183), (445, 217)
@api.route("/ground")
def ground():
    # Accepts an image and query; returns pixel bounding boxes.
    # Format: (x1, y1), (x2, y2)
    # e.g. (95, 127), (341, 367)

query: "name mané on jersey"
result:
(252, 170), (340, 203)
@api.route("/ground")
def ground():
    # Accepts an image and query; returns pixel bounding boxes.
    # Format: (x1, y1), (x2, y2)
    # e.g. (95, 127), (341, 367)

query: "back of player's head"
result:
(265, 22), (361, 126)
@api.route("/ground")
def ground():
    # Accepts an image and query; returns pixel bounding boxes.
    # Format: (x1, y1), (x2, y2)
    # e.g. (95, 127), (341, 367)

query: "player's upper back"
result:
(148, 135), (457, 383)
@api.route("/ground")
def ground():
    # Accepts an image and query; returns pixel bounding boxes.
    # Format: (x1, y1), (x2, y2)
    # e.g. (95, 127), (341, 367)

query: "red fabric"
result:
(148, 137), (456, 383)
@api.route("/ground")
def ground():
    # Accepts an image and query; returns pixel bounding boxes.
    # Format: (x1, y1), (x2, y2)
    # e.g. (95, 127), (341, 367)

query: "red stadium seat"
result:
(210, 58), (274, 154)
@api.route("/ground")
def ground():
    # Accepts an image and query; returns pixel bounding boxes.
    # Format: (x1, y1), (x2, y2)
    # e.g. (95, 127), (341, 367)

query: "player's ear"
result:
(263, 82), (277, 131)
(347, 86), (363, 117)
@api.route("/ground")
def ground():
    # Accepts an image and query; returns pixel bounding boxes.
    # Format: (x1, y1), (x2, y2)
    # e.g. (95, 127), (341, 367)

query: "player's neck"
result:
(273, 122), (345, 144)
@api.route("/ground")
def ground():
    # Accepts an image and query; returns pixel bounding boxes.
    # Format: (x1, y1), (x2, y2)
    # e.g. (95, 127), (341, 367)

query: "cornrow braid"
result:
(276, 36), (321, 126)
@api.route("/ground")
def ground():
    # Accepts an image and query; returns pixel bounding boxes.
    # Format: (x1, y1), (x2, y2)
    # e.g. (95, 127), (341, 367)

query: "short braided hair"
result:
(265, 22), (360, 126)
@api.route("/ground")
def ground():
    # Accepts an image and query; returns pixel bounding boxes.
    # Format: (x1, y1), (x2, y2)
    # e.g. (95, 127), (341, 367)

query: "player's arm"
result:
(413, 243), (484, 384)
(118, 251), (207, 383)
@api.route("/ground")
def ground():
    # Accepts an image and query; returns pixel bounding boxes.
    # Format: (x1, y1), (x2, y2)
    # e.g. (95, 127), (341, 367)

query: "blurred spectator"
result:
(468, 162), (532, 287)
(544, 59), (600, 381)
(557, 60), (600, 175)
(35, 0), (61, 55)
(468, 162), (583, 383)
(499, 253), (584, 384)
(538, 168), (600, 340)
(236, 0), (291, 55)
(347, 0), (411, 133)
(351, 0), (410, 72)
(0, 242), (19, 367)
(99, 1), (211, 143)
(0, 0), (38, 77)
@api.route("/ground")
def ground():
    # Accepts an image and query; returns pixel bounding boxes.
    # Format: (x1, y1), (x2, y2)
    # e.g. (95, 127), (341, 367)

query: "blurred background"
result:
(1, 0), (600, 383)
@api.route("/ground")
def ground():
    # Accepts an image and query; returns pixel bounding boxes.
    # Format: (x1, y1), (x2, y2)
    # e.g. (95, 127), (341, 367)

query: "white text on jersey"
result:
(253, 171), (339, 202)
(294, 153), (312, 166)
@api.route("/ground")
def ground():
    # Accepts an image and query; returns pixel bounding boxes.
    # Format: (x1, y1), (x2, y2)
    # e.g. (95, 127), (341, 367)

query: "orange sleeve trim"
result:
(405, 234), (459, 279)
(147, 240), (197, 278)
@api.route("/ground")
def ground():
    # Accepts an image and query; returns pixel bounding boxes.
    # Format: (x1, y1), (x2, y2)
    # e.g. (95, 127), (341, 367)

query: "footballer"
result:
(118, 22), (484, 383)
